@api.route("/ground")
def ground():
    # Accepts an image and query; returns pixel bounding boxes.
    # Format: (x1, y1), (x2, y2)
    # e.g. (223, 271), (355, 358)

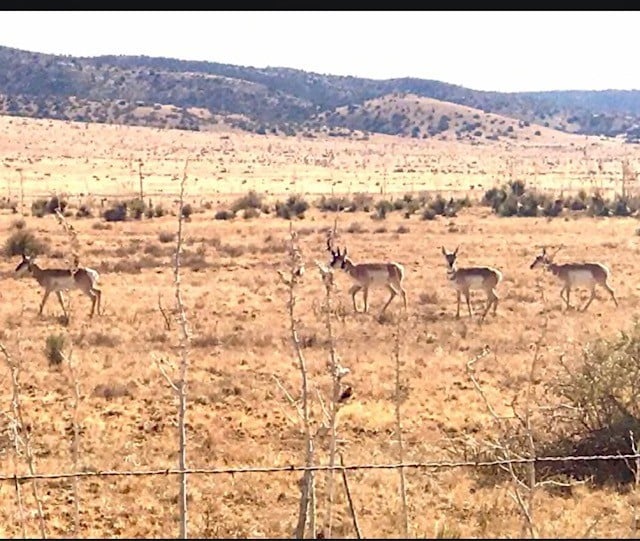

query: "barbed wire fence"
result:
(1, 452), (640, 483)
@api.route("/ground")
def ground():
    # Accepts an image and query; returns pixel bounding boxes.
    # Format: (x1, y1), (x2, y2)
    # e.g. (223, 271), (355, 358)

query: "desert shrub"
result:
(275, 195), (308, 219)
(10, 218), (26, 230)
(516, 191), (540, 217)
(92, 221), (113, 230)
(396, 225), (410, 234)
(427, 194), (448, 215)
(46, 195), (67, 213)
(392, 197), (407, 211)
(352, 192), (374, 212)
(45, 333), (65, 366)
(128, 198), (147, 220)
(31, 198), (48, 217)
(243, 207), (260, 219)
(543, 320), (640, 484)
(316, 195), (353, 212)
(611, 194), (632, 217)
(565, 194), (587, 211)
(346, 221), (367, 234)
(231, 190), (263, 213)
(158, 231), (175, 243)
(372, 199), (394, 220)
(76, 203), (93, 218)
(542, 199), (564, 217)
(214, 209), (234, 220)
(3, 229), (49, 257)
(422, 207), (438, 220)
(586, 193), (610, 217)
(0, 197), (18, 212)
(496, 193), (519, 217)
(181, 203), (193, 220)
(103, 202), (127, 222)
(508, 179), (527, 196)
(144, 243), (165, 257)
(482, 186), (508, 211)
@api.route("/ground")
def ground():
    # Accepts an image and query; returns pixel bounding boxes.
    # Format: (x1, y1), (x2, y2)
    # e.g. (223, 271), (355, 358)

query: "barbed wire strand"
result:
(1, 452), (638, 483)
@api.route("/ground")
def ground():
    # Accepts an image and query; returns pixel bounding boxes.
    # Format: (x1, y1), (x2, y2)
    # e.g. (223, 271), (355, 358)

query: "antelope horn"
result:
(549, 245), (563, 260)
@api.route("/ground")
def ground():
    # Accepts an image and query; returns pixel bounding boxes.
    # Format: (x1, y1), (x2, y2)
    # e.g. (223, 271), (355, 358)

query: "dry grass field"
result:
(2, 114), (640, 538)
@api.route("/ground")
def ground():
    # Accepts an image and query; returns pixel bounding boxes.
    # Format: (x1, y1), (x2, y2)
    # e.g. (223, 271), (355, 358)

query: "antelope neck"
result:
(447, 264), (457, 280)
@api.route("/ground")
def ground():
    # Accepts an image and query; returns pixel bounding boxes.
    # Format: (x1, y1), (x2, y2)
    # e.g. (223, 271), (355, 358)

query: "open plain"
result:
(1, 114), (640, 538)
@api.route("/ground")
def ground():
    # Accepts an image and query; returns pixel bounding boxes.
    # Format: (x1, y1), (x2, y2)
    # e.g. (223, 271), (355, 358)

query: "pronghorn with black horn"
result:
(529, 245), (618, 311)
(326, 233), (407, 314)
(15, 252), (102, 319)
(441, 245), (503, 320)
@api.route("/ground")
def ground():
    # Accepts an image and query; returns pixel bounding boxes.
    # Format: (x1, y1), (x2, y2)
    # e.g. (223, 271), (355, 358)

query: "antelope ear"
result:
(343, 247), (348, 257)
(441, 246), (446, 255)
(454, 246), (459, 256)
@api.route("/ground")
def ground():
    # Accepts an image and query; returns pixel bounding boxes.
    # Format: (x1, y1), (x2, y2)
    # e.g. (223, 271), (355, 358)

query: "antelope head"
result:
(15, 252), (34, 275)
(327, 235), (348, 270)
(441, 245), (460, 270)
(530, 246), (562, 269)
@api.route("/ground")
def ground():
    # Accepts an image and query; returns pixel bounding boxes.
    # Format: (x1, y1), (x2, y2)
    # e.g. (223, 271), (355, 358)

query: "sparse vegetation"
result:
(44, 333), (66, 366)
(3, 229), (49, 257)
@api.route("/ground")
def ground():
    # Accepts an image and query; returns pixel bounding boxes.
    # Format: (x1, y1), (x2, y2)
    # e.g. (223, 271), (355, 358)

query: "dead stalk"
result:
(465, 308), (549, 540)
(316, 259), (343, 538)
(54, 207), (81, 271)
(339, 453), (362, 539)
(138, 160), (144, 200)
(6, 411), (26, 538)
(278, 222), (316, 539)
(154, 159), (191, 538)
(64, 350), (81, 538)
(0, 342), (48, 538)
(174, 160), (191, 539)
(158, 292), (172, 331)
(393, 314), (409, 538)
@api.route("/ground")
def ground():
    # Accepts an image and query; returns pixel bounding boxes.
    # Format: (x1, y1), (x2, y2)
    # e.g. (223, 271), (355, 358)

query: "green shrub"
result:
(243, 207), (260, 219)
(316, 195), (353, 212)
(496, 193), (519, 217)
(587, 193), (610, 217)
(45, 333), (66, 366)
(231, 190), (263, 213)
(373, 199), (393, 220)
(275, 195), (308, 219)
(544, 320), (640, 484)
(422, 208), (437, 220)
(214, 209), (234, 220)
(181, 203), (193, 220)
(76, 203), (93, 218)
(103, 202), (127, 222)
(158, 231), (175, 243)
(128, 198), (147, 220)
(3, 229), (49, 257)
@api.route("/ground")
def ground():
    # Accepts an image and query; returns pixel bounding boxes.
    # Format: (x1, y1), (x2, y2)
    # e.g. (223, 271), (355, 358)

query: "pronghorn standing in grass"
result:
(441, 246), (503, 320)
(529, 246), (618, 311)
(326, 236), (407, 314)
(15, 253), (102, 319)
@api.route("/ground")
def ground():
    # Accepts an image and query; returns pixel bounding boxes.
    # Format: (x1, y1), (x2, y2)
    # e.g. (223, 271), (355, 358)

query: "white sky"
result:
(2, 10), (639, 93)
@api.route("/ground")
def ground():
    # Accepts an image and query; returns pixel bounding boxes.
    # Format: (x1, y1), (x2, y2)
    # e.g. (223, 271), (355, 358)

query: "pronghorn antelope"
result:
(441, 246), (503, 320)
(326, 236), (407, 314)
(529, 246), (618, 311)
(15, 253), (102, 318)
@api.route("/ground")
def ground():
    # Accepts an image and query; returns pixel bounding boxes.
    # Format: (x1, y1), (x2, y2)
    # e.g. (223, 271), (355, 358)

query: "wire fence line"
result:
(2, 452), (639, 483)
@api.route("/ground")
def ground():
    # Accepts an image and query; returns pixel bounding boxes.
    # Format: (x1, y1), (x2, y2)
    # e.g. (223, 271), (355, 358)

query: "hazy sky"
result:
(3, 11), (639, 93)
